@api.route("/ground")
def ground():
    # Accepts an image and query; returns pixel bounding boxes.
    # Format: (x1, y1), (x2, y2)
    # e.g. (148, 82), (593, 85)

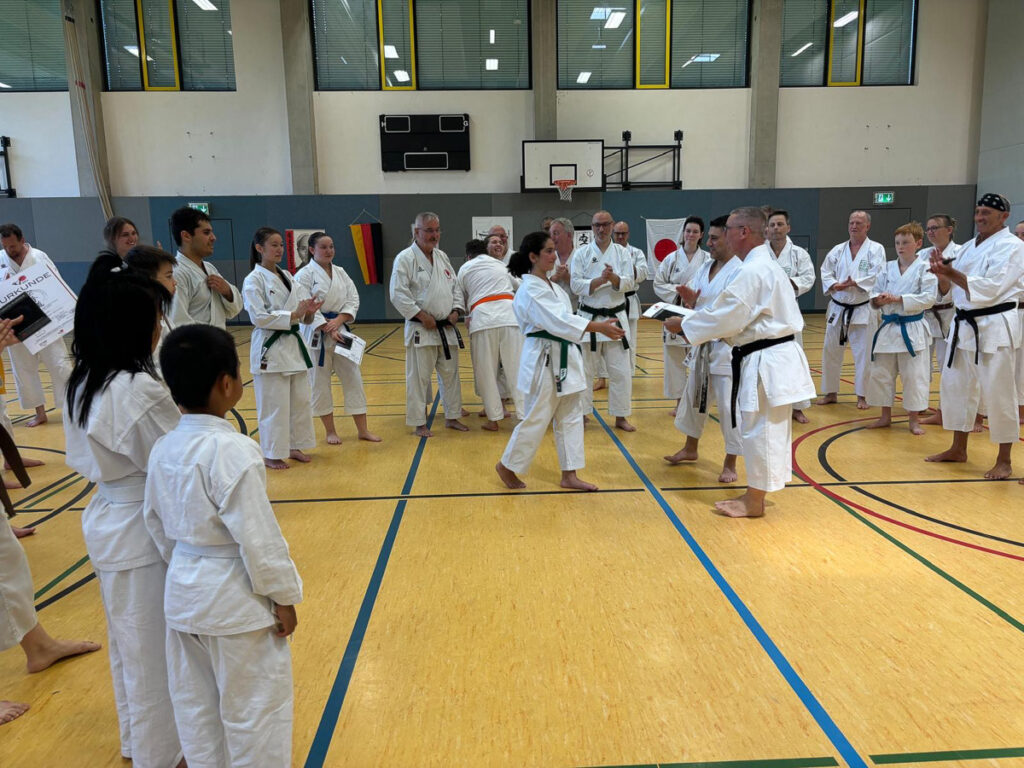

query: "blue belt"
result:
(870, 312), (924, 360)
(318, 312), (339, 367)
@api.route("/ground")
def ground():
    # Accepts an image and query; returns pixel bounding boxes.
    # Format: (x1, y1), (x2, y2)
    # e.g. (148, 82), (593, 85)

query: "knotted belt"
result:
(945, 301), (1016, 368)
(527, 330), (578, 393)
(691, 342), (713, 414)
(262, 324), (312, 370)
(0, 425), (29, 519)
(411, 316), (464, 360)
(729, 335), (795, 428)
(578, 301), (629, 352)
(930, 302), (953, 337)
(831, 298), (869, 345)
(316, 311), (344, 367)
(470, 293), (515, 311)
(870, 312), (924, 360)
(624, 290), (638, 316)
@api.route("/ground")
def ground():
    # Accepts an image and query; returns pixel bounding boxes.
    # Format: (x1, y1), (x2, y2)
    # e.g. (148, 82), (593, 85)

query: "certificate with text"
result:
(0, 262), (77, 355)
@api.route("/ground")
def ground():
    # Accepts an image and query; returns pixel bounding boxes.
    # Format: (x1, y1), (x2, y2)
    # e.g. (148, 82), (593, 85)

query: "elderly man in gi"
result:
(926, 194), (1024, 480)
(664, 207), (815, 518)
(612, 220), (649, 371)
(389, 212), (469, 437)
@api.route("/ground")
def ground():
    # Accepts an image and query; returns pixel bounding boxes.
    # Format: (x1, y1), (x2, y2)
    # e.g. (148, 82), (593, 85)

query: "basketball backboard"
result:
(522, 140), (605, 192)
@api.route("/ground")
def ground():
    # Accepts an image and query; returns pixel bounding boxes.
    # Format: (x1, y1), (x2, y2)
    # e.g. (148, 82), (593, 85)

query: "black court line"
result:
(660, 476), (1022, 493)
(272, 487), (647, 506)
(35, 572), (96, 612)
(21, 481), (95, 527)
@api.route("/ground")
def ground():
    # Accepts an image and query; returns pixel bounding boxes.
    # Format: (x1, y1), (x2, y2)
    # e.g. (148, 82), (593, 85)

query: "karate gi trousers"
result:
(821, 321), (872, 398)
(0, 519), (36, 651)
(501, 380), (585, 474)
(469, 327), (524, 421)
(582, 341), (632, 417)
(252, 372), (316, 460)
(867, 350), (932, 412)
(7, 338), (70, 411)
(405, 344), (461, 426)
(167, 628), (293, 768)
(663, 345), (689, 399)
(309, 353), (368, 417)
(941, 347), (1019, 444)
(740, 381), (793, 493)
(675, 371), (742, 455)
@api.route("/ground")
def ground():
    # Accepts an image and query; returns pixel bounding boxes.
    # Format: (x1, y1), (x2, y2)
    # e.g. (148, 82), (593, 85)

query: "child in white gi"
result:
(866, 222), (937, 434)
(144, 324), (303, 768)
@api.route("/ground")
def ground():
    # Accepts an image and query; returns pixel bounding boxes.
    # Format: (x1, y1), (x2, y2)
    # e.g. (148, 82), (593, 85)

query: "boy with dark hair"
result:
(144, 325), (303, 768)
(168, 206), (242, 328)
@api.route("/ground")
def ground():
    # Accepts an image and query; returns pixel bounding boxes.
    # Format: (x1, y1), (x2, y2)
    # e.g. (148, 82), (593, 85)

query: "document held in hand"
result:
(0, 261), (77, 355)
(642, 302), (695, 322)
(334, 331), (366, 365)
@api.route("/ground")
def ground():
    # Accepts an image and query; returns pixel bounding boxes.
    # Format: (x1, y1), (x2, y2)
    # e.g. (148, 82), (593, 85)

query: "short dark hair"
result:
(0, 223), (24, 240)
(102, 216), (138, 251)
(509, 231), (550, 278)
(465, 238), (488, 258)
(170, 206), (210, 247)
(709, 215), (729, 230)
(927, 213), (957, 230)
(684, 216), (705, 233)
(160, 325), (240, 410)
(768, 209), (790, 223)
(124, 245), (175, 279)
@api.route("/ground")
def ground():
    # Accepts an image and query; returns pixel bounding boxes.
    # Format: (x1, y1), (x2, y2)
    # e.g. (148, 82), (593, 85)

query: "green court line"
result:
(33, 555), (90, 599)
(871, 746), (1024, 764)
(580, 757), (839, 768)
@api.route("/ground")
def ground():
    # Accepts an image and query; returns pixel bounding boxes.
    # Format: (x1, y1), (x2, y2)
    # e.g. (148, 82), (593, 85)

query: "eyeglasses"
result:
(925, 225), (949, 232)
(417, 227), (441, 234)
(592, 221), (613, 228)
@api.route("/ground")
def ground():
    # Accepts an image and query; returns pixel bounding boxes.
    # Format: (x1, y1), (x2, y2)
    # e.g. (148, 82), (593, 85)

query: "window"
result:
(780, 0), (917, 87)
(558, 0), (750, 90)
(0, 0), (67, 91)
(311, 0), (380, 90)
(99, 0), (236, 91)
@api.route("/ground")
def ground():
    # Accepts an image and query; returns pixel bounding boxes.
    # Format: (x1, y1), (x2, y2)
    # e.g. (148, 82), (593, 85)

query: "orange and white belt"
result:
(470, 293), (515, 311)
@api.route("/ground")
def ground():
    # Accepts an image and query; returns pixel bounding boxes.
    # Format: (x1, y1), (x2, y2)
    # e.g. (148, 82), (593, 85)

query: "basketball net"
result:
(553, 179), (576, 202)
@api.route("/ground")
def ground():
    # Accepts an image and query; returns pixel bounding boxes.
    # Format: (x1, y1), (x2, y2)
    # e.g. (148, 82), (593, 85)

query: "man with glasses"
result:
(570, 210), (636, 431)
(818, 210), (886, 409)
(389, 212), (469, 437)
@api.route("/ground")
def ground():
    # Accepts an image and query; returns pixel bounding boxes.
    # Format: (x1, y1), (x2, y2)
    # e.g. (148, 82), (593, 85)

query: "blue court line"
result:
(304, 394), (440, 768)
(592, 410), (868, 768)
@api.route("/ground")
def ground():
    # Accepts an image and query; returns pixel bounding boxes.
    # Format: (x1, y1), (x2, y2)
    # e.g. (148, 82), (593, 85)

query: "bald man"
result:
(612, 220), (649, 371)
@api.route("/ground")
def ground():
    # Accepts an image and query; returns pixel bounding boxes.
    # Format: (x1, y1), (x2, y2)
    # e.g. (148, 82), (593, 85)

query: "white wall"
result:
(101, 0), (292, 197)
(775, 0), (987, 188)
(0, 92), (80, 197)
(315, 90), (535, 194)
(555, 89), (751, 189)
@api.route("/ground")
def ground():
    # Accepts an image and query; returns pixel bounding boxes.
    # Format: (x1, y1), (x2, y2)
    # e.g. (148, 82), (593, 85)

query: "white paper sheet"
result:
(334, 331), (366, 365)
(0, 261), (77, 355)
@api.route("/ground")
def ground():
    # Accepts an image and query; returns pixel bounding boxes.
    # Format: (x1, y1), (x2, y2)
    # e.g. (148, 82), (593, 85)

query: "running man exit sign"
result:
(873, 191), (895, 205)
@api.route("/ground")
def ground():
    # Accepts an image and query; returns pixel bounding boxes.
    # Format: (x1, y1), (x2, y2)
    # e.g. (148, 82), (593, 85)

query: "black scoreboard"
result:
(379, 114), (471, 172)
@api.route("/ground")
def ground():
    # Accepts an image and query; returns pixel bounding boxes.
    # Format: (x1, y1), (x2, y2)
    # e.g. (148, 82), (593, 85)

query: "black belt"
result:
(945, 301), (1016, 368)
(624, 290), (638, 316)
(0, 425), (30, 518)
(831, 298), (869, 345)
(578, 302), (629, 352)
(729, 335), (795, 428)
(411, 316), (464, 360)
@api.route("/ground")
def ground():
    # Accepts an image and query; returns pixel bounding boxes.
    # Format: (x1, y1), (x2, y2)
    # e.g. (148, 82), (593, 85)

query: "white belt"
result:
(174, 542), (241, 559)
(96, 479), (146, 504)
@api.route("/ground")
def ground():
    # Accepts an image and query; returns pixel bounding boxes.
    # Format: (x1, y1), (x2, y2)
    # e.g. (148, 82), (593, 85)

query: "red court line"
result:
(791, 417), (1024, 563)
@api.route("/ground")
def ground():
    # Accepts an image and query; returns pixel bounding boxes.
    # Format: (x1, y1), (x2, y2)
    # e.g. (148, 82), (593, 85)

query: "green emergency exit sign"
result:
(873, 192), (895, 205)
(188, 202), (210, 215)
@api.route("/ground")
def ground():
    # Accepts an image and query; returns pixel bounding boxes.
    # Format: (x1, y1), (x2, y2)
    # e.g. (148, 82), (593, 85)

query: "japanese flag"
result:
(645, 218), (687, 275)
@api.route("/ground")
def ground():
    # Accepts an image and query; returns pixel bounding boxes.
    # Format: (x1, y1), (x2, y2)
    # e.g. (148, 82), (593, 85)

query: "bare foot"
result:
(12, 526), (35, 538)
(477, 409), (487, 417)
(908, 418), (925, 436)
(4, 478), (22, 490)
(713, 495), (765, 518)
(560, 471), (597, 491)
(325, 432), (342, 445)
(984, 461), (1012, 480)
(460, 408), (470, 417)
(919, 411), (942, 425)
(816, 394), (838, 405)
(972, 414), (985, 433)
(481, 421), (499, 432)
(669, 408), (677, 417)
(0, 701), (29, 725)
(718, 466), (738, 483)
(856, 396), (870, 410)
(925, 448), (967, 463)
(582, 414), (591, 424)
(615, 417), (636, 432)
(593, 378), (607, 391)
(414, 425), (433, 438)
(865, 417), (891, 430)
(664, 448), (698, 465)
(26, 639), (101, 673)
(288, 450), (312, 463)
(4, 459), (43, 470)
(495, 462), (526, 489)
(445, 419), (470, 432)
(25, 415), (47, 428)
(358, 431), (382, 442)
(264, 458), (289, 470)
(792, 409), (809, 424)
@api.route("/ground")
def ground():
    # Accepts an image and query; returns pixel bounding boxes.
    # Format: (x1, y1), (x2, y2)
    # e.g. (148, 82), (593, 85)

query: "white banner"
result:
(645, 218), (687, 275)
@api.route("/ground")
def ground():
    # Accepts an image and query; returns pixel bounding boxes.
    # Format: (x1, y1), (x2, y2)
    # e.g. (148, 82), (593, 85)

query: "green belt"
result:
(527, 330), (577, 393)
(870, 312), (924, 361)
(261, 324), (312, 370)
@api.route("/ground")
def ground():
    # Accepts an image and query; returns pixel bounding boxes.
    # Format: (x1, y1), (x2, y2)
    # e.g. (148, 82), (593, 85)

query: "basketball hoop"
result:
(553, 179), (576, 202)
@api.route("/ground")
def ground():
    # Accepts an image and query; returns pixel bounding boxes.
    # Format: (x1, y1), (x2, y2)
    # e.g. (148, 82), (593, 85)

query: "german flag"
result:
(350, 222), (384, 284)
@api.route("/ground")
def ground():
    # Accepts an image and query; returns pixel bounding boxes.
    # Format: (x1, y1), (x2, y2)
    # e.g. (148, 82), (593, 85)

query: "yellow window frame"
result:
(826, 0), (865, 87)
(635, 0), (671, 89)
(135, 0), (182, 91)
(378, 0), (417, 90)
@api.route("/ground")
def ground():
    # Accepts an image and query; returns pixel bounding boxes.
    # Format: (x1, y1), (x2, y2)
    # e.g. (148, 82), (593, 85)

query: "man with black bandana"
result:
(926, 193), (1024, 480)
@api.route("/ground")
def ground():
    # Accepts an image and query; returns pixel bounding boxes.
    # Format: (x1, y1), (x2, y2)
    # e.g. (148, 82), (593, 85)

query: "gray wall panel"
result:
(29, 197), (105, 264)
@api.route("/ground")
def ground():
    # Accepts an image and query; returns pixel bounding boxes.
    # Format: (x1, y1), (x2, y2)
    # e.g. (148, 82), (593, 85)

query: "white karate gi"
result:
(623, 243), (649, 370)
(570, 241), (636, 418)
(917, 242), (961, 375)
(866, 258), (937, 412)
(389, 243), (465, 426)
(295, 261), (368, 417)
(675, 256), (743, 455)
(500, 275), (590, 474)
(143, 414), (303, 768)
(938, 227), (1024, 443)
(242, 265), (316, 460)
(458, 255), (524, 421)
(63, 371), (183, 768)
(170, 252), (243, 328)
(0, 518), (36, 652)
(820, 237), (886, 397)
(0, 247), (72, 411)
(681, 245), (816, 492)
(654, 247), (709, 398)
(771, 237), (816, 410)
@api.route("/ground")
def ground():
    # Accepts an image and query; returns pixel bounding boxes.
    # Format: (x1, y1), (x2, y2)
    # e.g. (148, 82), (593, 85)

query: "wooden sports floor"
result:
(3, 315), (1024, 768)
